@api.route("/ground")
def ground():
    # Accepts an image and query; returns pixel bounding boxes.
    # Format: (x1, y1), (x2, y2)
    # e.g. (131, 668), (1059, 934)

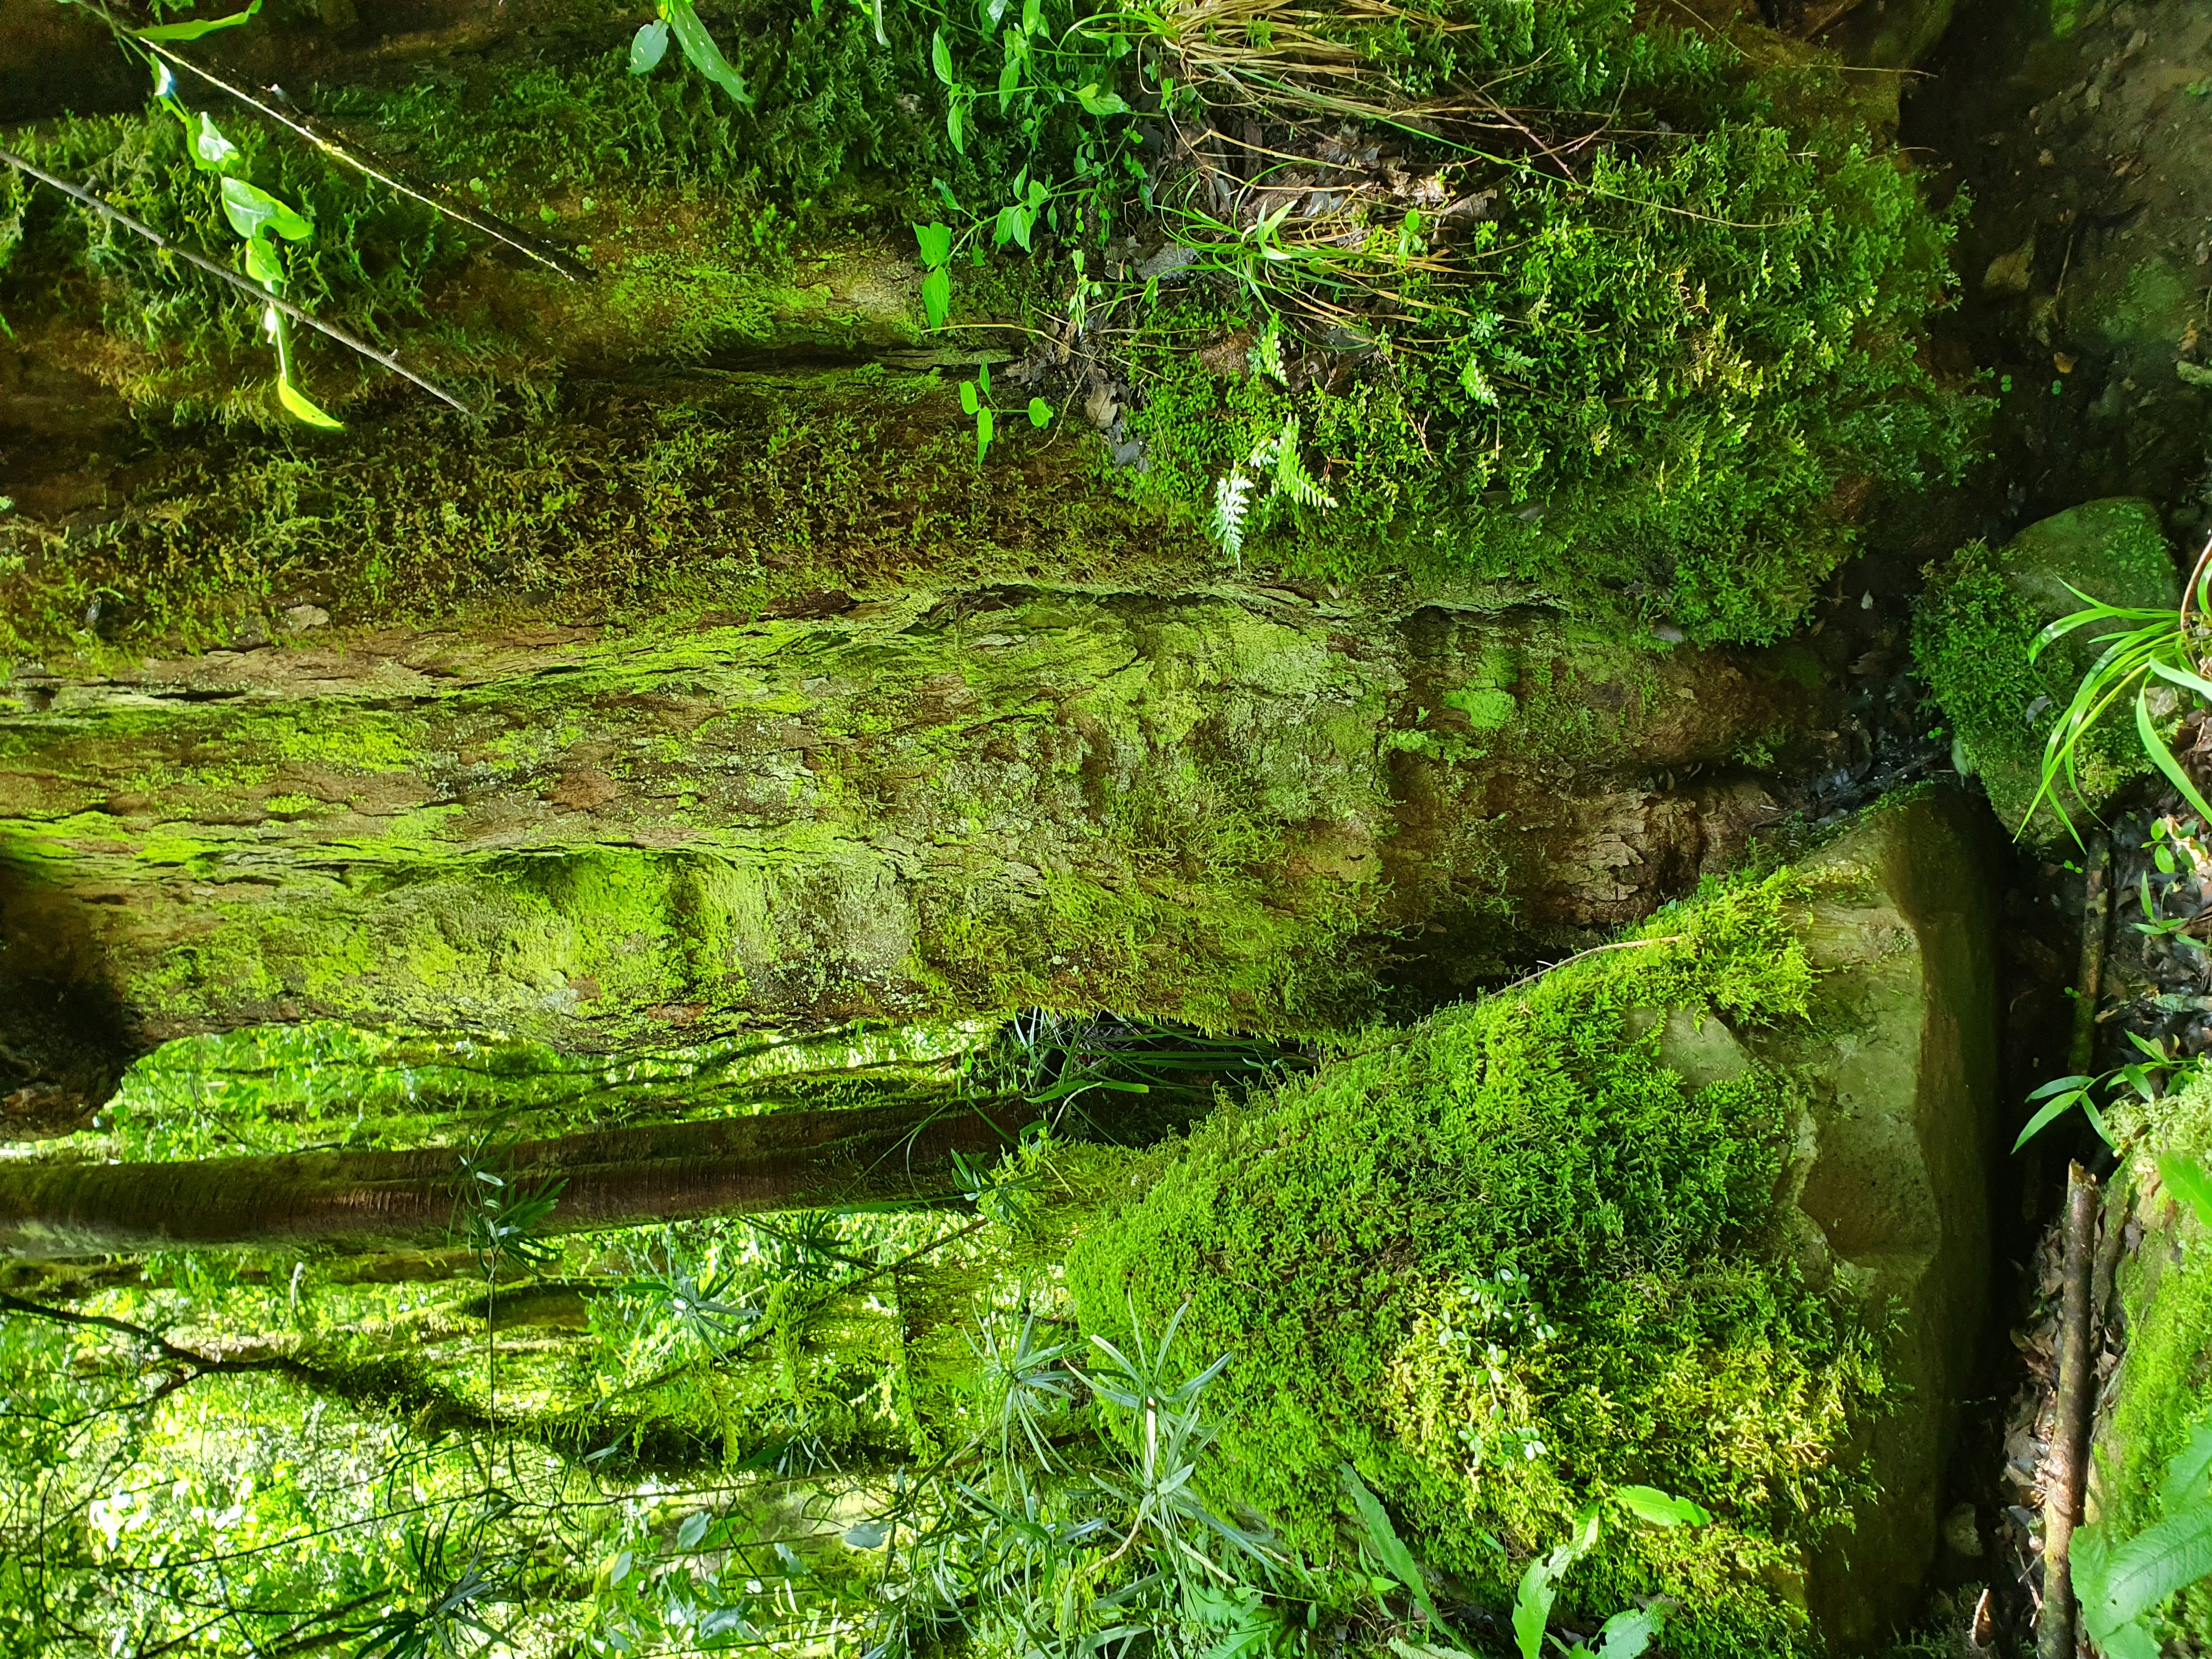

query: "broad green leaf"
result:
(2157, 1152), (2212, 1230)
(242, 236), (283, 287)
(1027, 397), (1049, 427)
(628, 19), (670, 73)
(947, 97), (966, 154)
(958, 379), (979, 416)
(1613, 1486), (1712, 1528)
(2140, 686), (2212, 827)
(1341, 1464), (1467, 1649)
(997, 56), (1021, 114)
(2080, 1502), (2212, 1632)
(919, 267), (951, 331)
(915, 222), (953, 268)
(136, 0), (261, 40)
(1012, 205), (1034, 252)
(974, 404), (992, 461)
(2027, 1074), (2092, 1101)
(1022, 0), (1040, 31)
(677, 1510), (712, 1550)
(276, 375), (343, 430)
(2013, 1088), (2085, 1153)
(1511, 1504), (1602, 1652)
(992, 203), (1023, 247)
(1075, 83), (1130, 115)
(191, 113), (239, 172)
(666, 1), (753, 106)
(607, 1548), (634, 1586)
(978, 360), (991, 397)
(1593, 1605), (1666, 1659)
(931, 28), (955, 84)
(219, 177), (312, 242)
(840, 1519), (889, 1549)
(1511, 1555), (1556, 1659)
(2160, 1413), (2212, 1514)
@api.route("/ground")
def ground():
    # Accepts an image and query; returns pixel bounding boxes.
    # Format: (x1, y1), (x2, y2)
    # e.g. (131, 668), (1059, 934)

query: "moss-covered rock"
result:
(1065, 786), (2000, 1656)
(0, 570), (1844, 1127)
(2081, 1071), (2212, 1650)
(1913, 498), (2179, 843)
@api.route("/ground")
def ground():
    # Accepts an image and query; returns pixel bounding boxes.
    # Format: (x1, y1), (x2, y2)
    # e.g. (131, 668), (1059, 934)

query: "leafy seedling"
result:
(628, 0), (753, 106)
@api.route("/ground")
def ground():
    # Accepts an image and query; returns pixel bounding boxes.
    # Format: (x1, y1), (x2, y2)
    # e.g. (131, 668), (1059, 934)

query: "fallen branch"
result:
(131, 32), (594, 284)
(2038, 1160), (2101, 1659)
(0, 145), (473, 416)
(2067, 831), (2113, 1076)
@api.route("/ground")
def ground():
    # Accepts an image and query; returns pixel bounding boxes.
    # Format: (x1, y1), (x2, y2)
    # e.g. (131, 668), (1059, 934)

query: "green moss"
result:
(1066, 866), (1887, 1659)
(2096, 1071), (2212, 1647)
(1111, 32), (1982, 645)
(0, 376), (1204, 663)
(1912, 500), (2177, 842)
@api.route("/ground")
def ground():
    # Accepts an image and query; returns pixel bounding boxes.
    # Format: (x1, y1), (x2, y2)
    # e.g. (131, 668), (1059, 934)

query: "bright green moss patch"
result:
(1067, 868), (1888, 1658)
(0, 375), (1200, 662)
(1109, 12), (1981, 645)
(1912, 499), (2178, 840)
(2096, 1071), (2212, 1647)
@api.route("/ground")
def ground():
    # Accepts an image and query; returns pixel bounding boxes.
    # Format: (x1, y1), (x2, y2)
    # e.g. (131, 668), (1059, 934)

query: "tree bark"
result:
(0, 558), (1838, 1125)
(0, 1096), (1031, 1257)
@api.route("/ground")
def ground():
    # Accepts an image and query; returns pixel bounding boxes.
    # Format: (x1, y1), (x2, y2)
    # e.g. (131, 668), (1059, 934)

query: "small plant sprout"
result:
(915, 220), (956, 331)
(2015, 1032), (2183, 1153)
(627, 0), (753, 107)
(956, 362), (1052, 462)
(2028, 533), (2212, 841)
(147, 60), (341, 427)
(1211, 413), (1335, 562)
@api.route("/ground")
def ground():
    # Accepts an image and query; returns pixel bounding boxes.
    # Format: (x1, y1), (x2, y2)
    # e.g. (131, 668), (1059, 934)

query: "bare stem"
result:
(0, 145), (473, 416)
(2038, 1161), (2100, 1659)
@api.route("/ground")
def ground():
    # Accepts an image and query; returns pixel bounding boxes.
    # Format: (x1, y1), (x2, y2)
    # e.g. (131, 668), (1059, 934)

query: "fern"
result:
(1270, 415), (1335, 510)
(1248, 322), (1289, 387)
(1212, 466), (1256, 562)
(1207, 415), (1333, 560)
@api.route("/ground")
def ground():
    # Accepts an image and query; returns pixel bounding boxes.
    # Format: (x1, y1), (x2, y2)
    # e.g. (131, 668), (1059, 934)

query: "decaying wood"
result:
(2036, 1160), (2100, 1659)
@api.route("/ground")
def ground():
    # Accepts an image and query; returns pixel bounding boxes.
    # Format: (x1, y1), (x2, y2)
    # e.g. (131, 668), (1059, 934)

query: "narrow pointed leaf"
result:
(276, 376), (343, 429)
(136, 0), (261, 40)
(628, 19), (670, 72)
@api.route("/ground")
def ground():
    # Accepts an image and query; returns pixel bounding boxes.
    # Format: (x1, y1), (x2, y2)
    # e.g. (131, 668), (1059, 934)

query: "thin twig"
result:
(2037, 1161), (2100, 1659)
(1489, 934), (1687, 998)
(2067, 832), (2113, 1076)
(128, 31), (593, 284)
(0, 145), (472, 416)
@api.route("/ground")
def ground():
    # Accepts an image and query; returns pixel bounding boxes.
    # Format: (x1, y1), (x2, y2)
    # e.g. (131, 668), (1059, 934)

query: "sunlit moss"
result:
(1068, 865), (1887, 1658)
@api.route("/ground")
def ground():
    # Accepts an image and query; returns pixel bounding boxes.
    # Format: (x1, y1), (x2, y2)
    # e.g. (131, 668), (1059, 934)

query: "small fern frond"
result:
(1459, 356), (1498, 407)
(1249, 322), (1289, 387)
(1269, 415), (1336, 510)
(1212, 466), (1255, 562)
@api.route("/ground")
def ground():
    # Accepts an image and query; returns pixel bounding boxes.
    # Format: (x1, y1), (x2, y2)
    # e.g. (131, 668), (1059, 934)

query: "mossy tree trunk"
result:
(0, 12), (1865, 1130)
(0, 1094), (1034, 1256)
(0, 405), (1842, 1128)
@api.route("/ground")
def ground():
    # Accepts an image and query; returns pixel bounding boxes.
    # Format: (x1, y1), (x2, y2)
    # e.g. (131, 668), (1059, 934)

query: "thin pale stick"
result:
(0, 145), (472, 415)
(132, 32), (593, 283)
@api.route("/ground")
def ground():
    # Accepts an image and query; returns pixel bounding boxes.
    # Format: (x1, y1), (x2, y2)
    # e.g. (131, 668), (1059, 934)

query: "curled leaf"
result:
(219, 176), (312, 242)
(628, 19), (670, 73)
(136, 0), (261, 40)
(276, 375), (343, 430)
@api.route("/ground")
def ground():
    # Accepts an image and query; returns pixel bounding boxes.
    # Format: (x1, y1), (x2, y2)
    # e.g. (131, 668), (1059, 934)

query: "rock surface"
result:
(1742, 786), (2000, 1648)
(1914, 496), (2177, 841)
